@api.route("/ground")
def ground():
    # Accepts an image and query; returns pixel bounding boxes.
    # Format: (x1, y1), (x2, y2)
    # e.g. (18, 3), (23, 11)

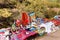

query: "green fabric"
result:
(12, 23), (16, 31)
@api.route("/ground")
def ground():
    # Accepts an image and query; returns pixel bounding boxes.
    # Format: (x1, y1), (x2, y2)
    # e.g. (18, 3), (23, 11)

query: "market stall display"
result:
(0, 11), (60, 40)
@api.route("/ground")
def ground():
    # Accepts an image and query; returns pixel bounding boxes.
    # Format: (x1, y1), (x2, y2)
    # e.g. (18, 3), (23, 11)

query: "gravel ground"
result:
(35, 29), (60, 40)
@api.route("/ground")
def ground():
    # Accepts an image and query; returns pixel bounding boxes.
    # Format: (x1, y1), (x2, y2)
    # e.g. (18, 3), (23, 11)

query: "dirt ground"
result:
(35, 29), (60, 40)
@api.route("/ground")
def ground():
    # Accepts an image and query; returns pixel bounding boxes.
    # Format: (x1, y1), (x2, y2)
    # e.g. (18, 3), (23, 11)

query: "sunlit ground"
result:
(35, 29), (60, 40)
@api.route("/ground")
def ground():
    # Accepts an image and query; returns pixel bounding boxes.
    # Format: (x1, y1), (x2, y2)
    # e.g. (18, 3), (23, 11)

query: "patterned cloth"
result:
(12, 22), (16, 31)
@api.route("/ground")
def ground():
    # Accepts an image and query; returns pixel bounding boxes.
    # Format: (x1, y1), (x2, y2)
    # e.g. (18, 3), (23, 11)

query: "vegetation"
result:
(0, 0), (60, 28)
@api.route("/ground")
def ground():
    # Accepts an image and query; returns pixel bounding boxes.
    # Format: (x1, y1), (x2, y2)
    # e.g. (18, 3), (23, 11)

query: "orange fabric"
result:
(22, 12), (29, 26)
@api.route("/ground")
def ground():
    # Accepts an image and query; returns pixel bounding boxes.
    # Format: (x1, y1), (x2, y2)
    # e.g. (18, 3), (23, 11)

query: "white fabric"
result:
(40, 22), (55, 33)
(0, 29), (9, 40)
(26, 25), (30, 28)
(31, 22), (36, 26)
(4, 30), (9, 40)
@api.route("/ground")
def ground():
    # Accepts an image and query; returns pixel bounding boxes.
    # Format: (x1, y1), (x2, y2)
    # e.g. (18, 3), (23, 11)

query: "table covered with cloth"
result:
(11, 30), (37, 40)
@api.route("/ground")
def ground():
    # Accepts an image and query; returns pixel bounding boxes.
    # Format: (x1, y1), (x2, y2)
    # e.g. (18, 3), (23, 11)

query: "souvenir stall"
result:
(0, 12), (59, 40)
(0, 11), (60, 40)
(11, 12), (38, 40)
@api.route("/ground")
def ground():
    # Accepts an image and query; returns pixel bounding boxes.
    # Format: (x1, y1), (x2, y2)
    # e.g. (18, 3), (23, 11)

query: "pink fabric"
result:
(0, 35), (6, 40)
(11, 30), (37, 40)
(0, 32), (5, 40)
(17, 30), (37, 40)
(0, 32), (4, 34)
(16, 19), (21, 27)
